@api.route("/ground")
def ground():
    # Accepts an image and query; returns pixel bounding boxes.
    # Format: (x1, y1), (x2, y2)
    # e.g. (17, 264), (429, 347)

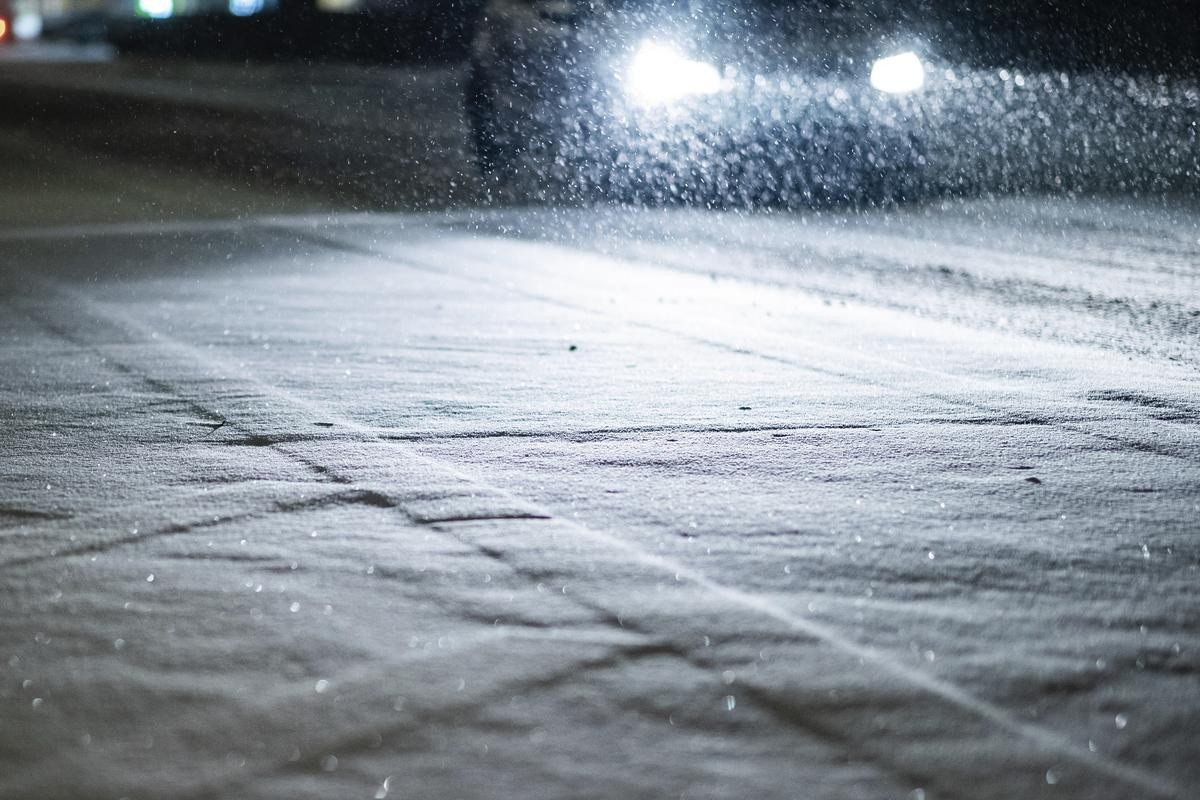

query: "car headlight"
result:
(623, 40), (725, 109)
(870, 51), (925, 95)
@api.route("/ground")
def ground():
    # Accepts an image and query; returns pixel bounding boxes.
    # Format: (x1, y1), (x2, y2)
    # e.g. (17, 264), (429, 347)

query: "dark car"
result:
(466, 0), (945, 202)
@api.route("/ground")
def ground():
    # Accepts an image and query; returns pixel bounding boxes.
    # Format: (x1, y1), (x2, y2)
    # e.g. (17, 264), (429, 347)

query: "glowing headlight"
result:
(623, 40), (725, 108)
(870, 51), (926, 95)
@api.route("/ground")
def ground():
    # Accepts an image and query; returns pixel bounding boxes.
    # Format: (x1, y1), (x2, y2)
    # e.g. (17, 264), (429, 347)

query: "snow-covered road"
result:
(2, 192), (1198, 799)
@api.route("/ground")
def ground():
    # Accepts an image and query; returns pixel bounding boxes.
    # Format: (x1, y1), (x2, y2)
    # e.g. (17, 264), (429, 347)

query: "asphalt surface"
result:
(1, 49), (1199, 800)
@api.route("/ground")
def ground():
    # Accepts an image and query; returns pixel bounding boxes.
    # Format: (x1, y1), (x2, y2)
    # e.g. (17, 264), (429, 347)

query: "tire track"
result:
(5, 249), (1185, 798)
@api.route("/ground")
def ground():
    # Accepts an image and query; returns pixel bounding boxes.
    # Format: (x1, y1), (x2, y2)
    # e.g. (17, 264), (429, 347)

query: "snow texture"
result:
(1, 194), (1198, 799)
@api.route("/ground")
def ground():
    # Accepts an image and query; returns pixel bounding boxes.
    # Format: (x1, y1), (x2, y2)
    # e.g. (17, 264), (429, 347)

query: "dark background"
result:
(927, 0), (1199, 73)
(101, 0), (1199, 73)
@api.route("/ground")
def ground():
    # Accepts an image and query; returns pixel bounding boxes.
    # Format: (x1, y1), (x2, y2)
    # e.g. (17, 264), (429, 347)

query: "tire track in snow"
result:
(1, 625), (662, 800)
(7, 255), (1186, 799)
(350, 232), (1200, 464)
(481, 206), (1200, 362)
(0, 482), (384, 570)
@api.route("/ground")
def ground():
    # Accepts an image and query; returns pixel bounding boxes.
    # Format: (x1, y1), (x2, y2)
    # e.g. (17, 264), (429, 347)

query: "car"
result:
(466, 0), (940, 203)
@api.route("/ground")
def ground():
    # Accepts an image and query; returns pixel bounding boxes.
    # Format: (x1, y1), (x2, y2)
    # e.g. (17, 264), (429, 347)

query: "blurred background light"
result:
(229, 0), (264, 16)
(12, 13), (42, 39)
(136, 0), (174, 19)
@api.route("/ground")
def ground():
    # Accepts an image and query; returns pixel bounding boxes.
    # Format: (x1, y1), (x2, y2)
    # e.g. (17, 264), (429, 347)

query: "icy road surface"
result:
(2, 192), (1198, 800)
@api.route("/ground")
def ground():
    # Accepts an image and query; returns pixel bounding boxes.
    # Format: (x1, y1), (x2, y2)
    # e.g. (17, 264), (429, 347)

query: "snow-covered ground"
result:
(2, 188), (1198, 799)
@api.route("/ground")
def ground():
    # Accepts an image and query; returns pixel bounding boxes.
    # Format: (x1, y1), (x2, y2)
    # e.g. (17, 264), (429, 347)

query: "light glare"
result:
(229, 0), (264, 15)
(12, 14), (43, 39)
(624, 40), (724, 108)
(870, 51), (926, 94)
(137, 0), (174, 19)
(226, 0), (262, 14)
